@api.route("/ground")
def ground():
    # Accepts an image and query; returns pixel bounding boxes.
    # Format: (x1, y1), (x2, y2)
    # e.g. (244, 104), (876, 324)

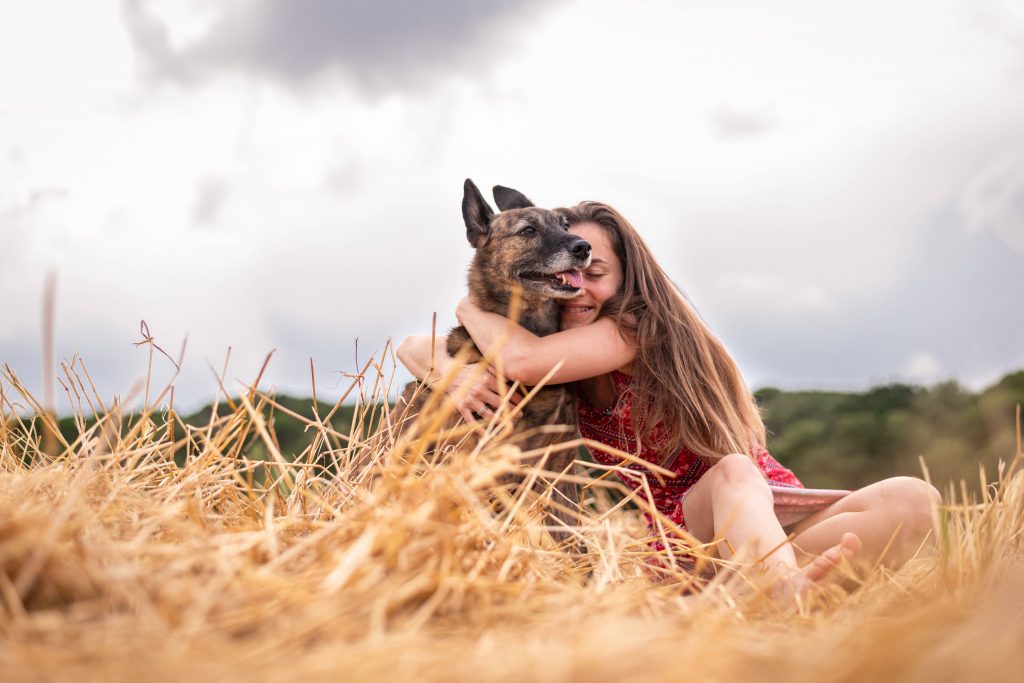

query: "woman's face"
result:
(560, 221), (624, 329)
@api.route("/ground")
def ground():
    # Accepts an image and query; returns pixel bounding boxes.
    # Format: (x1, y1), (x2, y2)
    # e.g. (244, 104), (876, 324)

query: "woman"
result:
(398, 200), (941, 594)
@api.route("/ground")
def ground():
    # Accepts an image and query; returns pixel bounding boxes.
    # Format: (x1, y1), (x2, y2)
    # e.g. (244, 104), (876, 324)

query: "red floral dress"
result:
(578, 370), (808, 533)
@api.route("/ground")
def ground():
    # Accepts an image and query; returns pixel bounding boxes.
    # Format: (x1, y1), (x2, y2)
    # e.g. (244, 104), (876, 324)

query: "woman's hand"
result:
(447, 362), (521, 425)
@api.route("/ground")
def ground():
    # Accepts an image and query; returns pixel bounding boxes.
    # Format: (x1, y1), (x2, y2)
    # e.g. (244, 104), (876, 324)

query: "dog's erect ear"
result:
(462, 178), (494, 248)
(492, 185), (534, 211)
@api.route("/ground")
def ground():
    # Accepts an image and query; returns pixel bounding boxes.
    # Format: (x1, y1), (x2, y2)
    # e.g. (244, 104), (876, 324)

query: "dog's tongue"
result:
(559, 270), (583, 288)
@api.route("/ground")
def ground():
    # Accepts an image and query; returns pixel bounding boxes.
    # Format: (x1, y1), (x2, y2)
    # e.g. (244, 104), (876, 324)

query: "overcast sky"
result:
(2, 0), (1023, 414)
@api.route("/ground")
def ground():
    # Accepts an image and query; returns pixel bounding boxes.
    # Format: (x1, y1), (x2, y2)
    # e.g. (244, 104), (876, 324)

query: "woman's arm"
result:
(455, 297), (635, 385)
(396, 334), (515, 423)
(396, 335), (452, 384)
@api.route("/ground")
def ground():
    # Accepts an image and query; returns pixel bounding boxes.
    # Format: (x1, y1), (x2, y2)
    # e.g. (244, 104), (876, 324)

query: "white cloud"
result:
(713, 273), (833, 315)
(903, 351), (943, 384)
(960, 150), (1024, 258)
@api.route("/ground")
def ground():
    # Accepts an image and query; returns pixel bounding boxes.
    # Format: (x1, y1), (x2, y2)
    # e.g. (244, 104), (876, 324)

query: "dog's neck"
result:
(467, 268), (560, 337)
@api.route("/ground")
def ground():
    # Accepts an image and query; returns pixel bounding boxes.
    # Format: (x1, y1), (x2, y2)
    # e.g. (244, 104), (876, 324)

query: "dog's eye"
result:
(560, 217), (570, 231)
(519, 226), (537, 236)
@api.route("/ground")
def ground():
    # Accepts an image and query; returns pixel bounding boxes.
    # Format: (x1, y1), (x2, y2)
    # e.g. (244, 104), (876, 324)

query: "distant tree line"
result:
(25, 371), (1024, 493)
(755, 371), (1024, 492)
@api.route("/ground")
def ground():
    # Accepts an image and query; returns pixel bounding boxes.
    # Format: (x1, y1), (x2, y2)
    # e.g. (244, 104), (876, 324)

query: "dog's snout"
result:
(571, 239), (591, 260)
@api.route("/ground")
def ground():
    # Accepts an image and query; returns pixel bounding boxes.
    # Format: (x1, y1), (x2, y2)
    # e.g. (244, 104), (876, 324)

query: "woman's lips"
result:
(561, 304), (595, 317)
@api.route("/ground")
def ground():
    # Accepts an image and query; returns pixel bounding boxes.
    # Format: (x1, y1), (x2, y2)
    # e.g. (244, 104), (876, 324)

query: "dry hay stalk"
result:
(0, 354), (1022, 682)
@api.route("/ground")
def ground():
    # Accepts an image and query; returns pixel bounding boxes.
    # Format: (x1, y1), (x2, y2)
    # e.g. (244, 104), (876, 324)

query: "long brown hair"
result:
(561, 201), (767, 464)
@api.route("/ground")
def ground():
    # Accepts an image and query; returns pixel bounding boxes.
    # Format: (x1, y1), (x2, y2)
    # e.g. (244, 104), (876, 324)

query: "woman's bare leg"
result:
(682, 454), (859, 589)
(786, 477), (941, 570)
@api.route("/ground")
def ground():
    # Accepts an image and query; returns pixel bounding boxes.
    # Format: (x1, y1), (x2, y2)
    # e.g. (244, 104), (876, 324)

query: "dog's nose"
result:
(571, 239), (591, 260)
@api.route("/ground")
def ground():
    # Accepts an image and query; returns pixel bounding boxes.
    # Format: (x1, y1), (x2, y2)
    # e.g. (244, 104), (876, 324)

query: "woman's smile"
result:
(560, 302), (597, 327)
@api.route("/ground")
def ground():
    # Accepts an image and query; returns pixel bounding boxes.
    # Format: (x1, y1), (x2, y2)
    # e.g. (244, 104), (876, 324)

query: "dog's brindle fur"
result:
(393, 179), (591, 543)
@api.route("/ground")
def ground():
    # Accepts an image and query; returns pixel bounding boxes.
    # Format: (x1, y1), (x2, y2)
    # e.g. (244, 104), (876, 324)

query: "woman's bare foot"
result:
(801, 532), (862, 584)
(770, 532), (861, 605)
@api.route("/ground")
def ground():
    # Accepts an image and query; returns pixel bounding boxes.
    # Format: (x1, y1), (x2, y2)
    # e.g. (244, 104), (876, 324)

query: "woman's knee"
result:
(876, 476), (942, 538)
(709, 453), (770, 498)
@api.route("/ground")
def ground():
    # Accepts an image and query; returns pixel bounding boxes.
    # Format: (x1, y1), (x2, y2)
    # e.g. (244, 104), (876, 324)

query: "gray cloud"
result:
(6, 146), (26, 164)
(3, 187), (69, 217)
(191, 178), (230, 227)
(323, 163), (364, 194)
(969, 1), (1024, 68)
(0, 186), (68, 268)
(121, 0), (565, 94)
(960, 150), (1024, 257)
(711, 107), (779, 139)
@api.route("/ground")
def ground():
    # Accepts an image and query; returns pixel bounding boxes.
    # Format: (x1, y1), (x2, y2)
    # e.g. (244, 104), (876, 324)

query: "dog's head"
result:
(462, 178), (591, 299)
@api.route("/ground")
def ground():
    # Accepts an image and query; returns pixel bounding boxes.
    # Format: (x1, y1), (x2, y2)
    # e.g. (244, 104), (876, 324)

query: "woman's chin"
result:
(560, 314), (594, 329)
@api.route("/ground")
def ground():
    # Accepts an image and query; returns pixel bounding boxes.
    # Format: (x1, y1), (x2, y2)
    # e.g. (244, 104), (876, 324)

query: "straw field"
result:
(1, 350), (1023, 683)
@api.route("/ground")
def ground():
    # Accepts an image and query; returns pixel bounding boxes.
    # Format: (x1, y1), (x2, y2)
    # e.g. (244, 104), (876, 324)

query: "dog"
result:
(392, 178), (591, 543)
